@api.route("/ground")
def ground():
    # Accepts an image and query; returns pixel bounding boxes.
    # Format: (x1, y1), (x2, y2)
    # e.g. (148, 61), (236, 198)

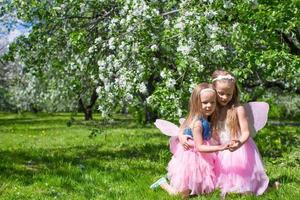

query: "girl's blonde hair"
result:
(212, 70), (240, 139)
(181, 83), (218, 139)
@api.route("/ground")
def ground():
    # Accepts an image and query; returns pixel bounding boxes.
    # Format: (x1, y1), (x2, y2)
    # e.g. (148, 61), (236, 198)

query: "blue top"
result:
(183, 118), (212, 141)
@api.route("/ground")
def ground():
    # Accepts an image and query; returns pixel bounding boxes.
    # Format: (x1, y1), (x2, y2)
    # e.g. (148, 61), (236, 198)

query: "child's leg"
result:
(150, 177), (190, 197)
(160, 182), (178, 195)
(161, 183), (190, 198)
(180, 189), (190, 199)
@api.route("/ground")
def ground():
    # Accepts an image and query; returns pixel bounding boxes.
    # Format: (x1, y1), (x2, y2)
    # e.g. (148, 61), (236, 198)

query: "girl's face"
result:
(215, 81), (234, 106)
(200, 91), (216, 117)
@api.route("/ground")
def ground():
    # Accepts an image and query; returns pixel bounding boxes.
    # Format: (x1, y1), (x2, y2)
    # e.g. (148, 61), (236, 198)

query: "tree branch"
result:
(78, 96), (86, 111)
(279, 31), (300, 55)
(87, 88), (98, 109)
(245, 80), (300, 95)
(161, 9), (179, 16)
(0, 58), (5, 67)
(293, 28), (300, 44)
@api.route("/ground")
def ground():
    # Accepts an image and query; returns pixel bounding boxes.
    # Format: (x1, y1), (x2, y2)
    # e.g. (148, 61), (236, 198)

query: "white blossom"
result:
(232, 22), (239, 30)
(108, 37), (115, 50)
(174, 21), (184, 30)
(203, 0), (215, 4)
(160, 71), (166, 79)
(198, 64), (205, 72)
(97, 60), (106, 67)
(166, 78), (176, 89)
(211, 44), (225, 53)
(88, 45), (96, 53)
(153, 9), (159, 15)
(125, 93), (133, 101)
(146, 96), (153, 104)
(204, 10), (218, 19)
(150, 44), (158, 51)
(164, 19), (170, 26)
(94, 37), (102, 44)
(138, 82), (147, 94)
(189, 83), (197, 93)
(177, 45), (191, 55)
(223, 1), (234, 9)
(177, 108), (182, 117)
(96, 86), (102, 94)
(117, 76), (127, 88)
(104, 83), (111, 92)
(205, 23), (220, 38)
(120, 18), (126, 25)
(248, 0), (258, 6)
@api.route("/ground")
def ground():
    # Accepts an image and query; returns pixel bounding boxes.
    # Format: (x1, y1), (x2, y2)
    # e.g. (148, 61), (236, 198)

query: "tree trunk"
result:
(84, 107), (93, 120)
(138, 72), (159, 123)
(144, 105), (157, 123)
(78, 89), (98, 120)
(79, 100), (93, 120)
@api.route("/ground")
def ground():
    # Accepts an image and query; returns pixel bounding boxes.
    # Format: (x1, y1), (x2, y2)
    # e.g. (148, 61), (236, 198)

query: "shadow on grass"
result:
(0, 116), (153, 130)
(0, 141), (169, 186)
(71, 118), (153, 130)
(0, 118), (68, 126)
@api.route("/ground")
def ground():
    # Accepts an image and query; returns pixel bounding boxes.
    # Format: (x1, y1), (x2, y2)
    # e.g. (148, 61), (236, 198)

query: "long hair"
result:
(181, 83), (218, 139)
(211, 70), (240, 139)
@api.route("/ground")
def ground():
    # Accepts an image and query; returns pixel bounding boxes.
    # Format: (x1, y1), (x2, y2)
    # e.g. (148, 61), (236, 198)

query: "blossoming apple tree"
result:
(3, 0), (300, 121)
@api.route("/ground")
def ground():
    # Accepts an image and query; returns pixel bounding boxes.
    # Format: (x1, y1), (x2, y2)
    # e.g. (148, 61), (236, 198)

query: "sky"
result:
(0, 14), (31, 55)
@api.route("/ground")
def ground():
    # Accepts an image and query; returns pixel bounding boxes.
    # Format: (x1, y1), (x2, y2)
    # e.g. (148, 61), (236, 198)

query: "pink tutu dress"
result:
(167, 118), (217, 195)
(215, 121), (269, 196)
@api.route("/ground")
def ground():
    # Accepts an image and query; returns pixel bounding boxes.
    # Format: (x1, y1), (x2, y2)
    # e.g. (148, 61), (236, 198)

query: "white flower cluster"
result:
(204, 10), (218, 19)
(205, 23), (220, 39)
(166, 78), (176, 89)
(223, 1), (234, 9)
(211, 44), (225, 53)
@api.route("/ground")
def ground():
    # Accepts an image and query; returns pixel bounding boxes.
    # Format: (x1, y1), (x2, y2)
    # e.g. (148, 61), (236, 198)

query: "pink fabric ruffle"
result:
(167, 139), (217, 195)
(215, 138), (269, 196)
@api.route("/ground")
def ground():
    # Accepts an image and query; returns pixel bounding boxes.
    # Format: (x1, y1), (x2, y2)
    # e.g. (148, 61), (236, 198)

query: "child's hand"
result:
(179, 135), (191, 150)
(219, 143), (229, 151)
(228, 139), (242, 152)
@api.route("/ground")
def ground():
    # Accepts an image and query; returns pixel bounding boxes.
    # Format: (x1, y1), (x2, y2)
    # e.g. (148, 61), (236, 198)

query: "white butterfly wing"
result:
(154, 119), (180, 137)
(244, 102), (269, 135)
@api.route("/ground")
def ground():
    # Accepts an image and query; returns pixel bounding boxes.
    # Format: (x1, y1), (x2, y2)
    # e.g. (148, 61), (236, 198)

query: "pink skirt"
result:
(215, 138), (269, 195)
(167, 138), (217, 195)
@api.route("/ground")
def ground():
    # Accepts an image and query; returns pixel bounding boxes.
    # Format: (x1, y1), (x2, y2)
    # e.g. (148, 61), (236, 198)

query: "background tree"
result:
(2, 0), (300, 121)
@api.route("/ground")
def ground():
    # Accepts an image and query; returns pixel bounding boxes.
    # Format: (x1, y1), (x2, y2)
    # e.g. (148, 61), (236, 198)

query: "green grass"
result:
(0, 112), (299, 199)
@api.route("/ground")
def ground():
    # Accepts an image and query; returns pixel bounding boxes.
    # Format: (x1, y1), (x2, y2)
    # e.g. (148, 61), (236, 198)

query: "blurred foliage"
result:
(256, 126), (300, 160)
(263, 93), (300, 120)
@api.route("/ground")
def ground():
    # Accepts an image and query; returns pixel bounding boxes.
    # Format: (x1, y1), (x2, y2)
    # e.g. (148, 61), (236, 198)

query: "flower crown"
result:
(200, 88), (215, 95)
(212, 74), (235, 82)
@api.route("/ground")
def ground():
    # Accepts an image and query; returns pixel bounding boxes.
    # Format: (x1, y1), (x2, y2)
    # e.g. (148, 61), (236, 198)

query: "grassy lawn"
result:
(0, 112), (299, 199)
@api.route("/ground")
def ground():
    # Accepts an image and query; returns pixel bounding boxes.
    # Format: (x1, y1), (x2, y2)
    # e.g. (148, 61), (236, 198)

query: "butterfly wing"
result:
(169, 136), (179, 154)
(154, 119), (180, 137)
(244, 102), (269, 135)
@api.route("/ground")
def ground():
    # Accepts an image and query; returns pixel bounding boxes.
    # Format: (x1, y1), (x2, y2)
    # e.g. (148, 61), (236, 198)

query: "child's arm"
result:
(192, 120), (228, 152)
(177, 127), (191, 150)
(230, 105), (251, 151)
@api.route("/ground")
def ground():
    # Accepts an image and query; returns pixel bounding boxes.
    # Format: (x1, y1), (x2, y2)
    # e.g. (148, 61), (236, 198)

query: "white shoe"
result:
(150, 177), (167, 190)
